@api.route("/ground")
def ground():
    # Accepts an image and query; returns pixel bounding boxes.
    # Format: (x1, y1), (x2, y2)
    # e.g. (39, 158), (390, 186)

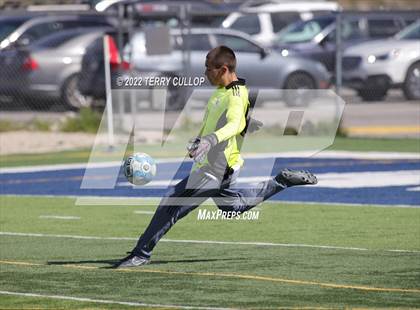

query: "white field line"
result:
(244, 151), (420, 160)
(39, 215), (80, 220)
(0, 161), (123, 174)
(406, 186), (420, 191)
(0, 290), (233, 310)
(0, 158), (183, 174)
(0, 194), (417, 208)
(262, 199), (420, 209)
(313, 170), (420, 188)
(116, 170), (420, 189)
(75, 196), (419, 208)
(133, 210), (155, 215)
(1, 231), (420, 254)
(1, 151), (418, 174)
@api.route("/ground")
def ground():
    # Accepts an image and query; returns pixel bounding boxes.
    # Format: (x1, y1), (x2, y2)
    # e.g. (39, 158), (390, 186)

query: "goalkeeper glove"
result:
(241, 117), (263, 136)
(187, 134), (218, 163)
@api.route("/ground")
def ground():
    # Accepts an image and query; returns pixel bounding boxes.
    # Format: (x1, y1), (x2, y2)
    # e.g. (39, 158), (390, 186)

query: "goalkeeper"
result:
(116, 46), (317, 268)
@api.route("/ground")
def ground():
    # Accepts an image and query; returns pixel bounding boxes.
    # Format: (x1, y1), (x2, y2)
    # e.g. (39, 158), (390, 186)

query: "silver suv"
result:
(342, 20), (420, 101)
(0, 13), (112, 50)
(221, 1), (340, 46)
(125, 28), (331, 107)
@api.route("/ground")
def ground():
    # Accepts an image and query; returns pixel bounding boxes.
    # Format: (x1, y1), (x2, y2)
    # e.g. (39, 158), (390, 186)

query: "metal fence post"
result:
(103, 35), (115, 150)
(335, 12), (342, 97)
(335, 12), (343, 124)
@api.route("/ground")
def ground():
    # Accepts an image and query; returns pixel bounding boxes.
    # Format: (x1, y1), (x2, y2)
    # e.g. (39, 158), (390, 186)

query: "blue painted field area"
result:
(1, 157), (419, 206)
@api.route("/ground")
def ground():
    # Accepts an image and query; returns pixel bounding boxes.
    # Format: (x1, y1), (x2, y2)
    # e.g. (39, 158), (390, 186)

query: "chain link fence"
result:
(0, 1), (418, 125)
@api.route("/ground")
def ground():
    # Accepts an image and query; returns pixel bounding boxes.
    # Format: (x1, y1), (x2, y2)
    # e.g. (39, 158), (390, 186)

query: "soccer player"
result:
(116, 46), (317, 268)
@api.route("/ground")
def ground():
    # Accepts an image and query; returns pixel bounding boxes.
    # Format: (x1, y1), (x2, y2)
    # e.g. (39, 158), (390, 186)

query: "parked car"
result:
(0, 13), (113, 50)
(94, 0), (237, 28)
(94, 0), (124, 12)
(78, 27), (330, 108)
(221, 1), (340, 46)
(0, 28), (112, 109)
(0, 13), (39, 48)
(77, 29), (131, 102)
(342, 20), (420, 101)
(272, 11), (420, 72)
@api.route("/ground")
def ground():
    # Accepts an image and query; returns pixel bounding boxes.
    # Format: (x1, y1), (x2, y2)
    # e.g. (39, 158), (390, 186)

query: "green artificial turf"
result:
(0, 196), (419, 308)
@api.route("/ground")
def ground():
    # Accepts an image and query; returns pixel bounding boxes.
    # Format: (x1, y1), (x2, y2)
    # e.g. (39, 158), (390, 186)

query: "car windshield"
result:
(0, 19), (26, 41)
(395, 20), (420, 40)
(274, 16), (335, 44)
(31, 29), (88, 49)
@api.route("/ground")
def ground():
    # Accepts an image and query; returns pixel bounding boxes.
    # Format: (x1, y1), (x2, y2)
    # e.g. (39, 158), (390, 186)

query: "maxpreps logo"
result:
(197, 209), (260, 221)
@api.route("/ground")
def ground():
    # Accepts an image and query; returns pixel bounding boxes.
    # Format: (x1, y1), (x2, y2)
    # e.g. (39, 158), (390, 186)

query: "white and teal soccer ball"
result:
(123, 153), (157, 185)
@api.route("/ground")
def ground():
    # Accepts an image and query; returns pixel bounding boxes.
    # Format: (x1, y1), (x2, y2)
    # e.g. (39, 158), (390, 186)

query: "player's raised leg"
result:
(214, 168), (317, 214)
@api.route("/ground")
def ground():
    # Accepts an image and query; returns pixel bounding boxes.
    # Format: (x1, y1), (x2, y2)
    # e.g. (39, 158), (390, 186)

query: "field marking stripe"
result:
(2, 231), (420, 254)
(1, 195), (415, 209)
(39, 215), (80, 220)
(346, 125), (420, 135)
(133, 210), (155, 215)
(0, 291), (337, 310)
(0, 231), (368, 251)
(1, 260), (419, 294)
(263, 199), (420, 209)
(116, 169), (420, 189)
(1, 151), (419, 173)
(0, 290), (233, 310)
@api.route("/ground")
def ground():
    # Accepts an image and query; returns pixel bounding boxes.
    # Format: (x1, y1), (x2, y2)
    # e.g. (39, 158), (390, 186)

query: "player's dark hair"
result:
(206, 45), (236, 72)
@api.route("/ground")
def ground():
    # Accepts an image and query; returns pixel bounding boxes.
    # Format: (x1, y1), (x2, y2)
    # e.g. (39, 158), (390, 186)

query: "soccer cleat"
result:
(115, 252), (150, 268)
(275, 168), (318, 187)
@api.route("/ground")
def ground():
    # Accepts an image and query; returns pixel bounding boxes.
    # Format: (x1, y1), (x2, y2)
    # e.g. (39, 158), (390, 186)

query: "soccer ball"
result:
(123, 153), (157, 185)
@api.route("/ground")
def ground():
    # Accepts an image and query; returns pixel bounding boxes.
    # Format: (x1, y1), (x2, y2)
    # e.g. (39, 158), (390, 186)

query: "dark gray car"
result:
(0, 28), (111, 109)
(126, 28), (331, 107)
(0, 13), (112, 50)
(272, 12), (419, 72)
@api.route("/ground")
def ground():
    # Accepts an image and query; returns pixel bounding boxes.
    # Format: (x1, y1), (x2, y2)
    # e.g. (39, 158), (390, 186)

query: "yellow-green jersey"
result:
(195, 78), (249, 177)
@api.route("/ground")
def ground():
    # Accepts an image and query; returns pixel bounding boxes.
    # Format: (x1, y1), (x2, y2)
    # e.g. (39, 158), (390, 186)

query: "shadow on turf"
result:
(47, 257), (243, 269)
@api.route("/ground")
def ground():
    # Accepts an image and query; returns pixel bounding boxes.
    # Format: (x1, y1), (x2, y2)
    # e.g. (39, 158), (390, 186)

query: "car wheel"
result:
(357, 88), (388, 102)
(403, 62), (420, 101)
(283, 72), (316, 107)
(62, 74), (91, 110)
